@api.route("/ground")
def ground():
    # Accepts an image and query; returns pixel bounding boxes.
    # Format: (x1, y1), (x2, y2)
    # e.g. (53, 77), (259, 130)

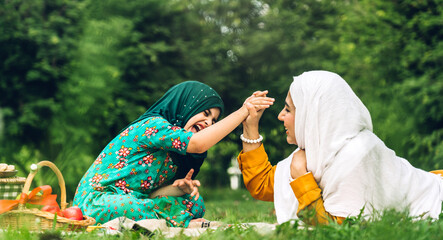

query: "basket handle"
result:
(22, 161), (68, 211)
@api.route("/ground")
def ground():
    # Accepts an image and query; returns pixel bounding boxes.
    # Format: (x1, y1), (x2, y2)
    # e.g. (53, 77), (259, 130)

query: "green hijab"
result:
(125, 81), (224, 179)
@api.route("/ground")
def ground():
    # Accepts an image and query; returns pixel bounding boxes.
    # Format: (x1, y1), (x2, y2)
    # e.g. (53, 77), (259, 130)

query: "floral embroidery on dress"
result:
(90, 173), (108, 191)
(171, 137), (186, 150)
(143, 126), (159, 138)
(138, 153), (156, 167)
(168, 126), (181, 131)
(115, 178), (131, 193)
(140, 176), (154, 190)
(114, 161), (126, 170)
(116, 146), (132, 159)
(94, 153), (107, 165)
(120, 128), (129, 137)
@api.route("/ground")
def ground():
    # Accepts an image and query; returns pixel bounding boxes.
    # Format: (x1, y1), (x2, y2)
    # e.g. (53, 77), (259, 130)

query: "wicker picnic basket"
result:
(0, 161), (95, 231)
(0, 176), (26, 200)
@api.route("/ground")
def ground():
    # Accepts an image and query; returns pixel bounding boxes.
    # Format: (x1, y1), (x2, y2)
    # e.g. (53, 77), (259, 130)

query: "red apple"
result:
(41, 205), (64, 217)
(61, 206), (83, 220)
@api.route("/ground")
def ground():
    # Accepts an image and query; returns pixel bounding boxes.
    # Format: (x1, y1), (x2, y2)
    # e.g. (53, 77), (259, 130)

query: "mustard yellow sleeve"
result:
(430, 170), (443, 175)
(290, 172), (345, 225)
(237, 144), (276, 202)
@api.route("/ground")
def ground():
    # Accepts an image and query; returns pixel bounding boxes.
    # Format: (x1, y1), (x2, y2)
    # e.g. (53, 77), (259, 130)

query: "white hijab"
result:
(274, 70), (442, 223)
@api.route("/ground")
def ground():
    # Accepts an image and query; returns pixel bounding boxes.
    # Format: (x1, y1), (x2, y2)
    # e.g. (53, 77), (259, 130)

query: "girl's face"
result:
(278, 92), (297, 145)
(184, 108), (221, 133)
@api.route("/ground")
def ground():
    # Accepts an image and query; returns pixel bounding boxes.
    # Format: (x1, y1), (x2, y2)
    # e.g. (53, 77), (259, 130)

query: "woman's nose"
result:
(277, 110), (284, 121)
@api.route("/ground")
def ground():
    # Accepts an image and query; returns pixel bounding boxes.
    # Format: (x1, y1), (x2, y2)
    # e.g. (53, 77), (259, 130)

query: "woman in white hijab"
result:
(238, 70), (443, 225)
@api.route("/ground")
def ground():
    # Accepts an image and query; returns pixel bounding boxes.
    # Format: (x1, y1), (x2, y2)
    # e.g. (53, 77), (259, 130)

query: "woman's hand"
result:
(240, 91), (271, 153)
(172, 169), (201, 201)
(290, 149), (308, 179)
(242, 91), (274, 120)
(243, 91), (270, 127)
(243, 90), (273, 111)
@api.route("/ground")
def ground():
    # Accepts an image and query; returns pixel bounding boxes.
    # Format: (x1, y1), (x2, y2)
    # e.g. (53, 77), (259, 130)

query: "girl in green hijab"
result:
(73, 81), (274, 227)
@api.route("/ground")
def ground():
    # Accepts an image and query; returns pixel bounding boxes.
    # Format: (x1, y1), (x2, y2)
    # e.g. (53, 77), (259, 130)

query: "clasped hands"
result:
(243, 90), (308, 180)
(242, 90), (273, 132)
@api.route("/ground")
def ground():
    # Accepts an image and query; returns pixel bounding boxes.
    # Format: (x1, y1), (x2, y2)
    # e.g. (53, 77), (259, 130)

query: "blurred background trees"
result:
(1, 0), (442, 199)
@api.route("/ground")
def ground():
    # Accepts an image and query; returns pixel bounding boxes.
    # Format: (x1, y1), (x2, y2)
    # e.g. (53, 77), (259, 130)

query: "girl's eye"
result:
(285, 108), (290, 113)
(204, 110), (209, 116)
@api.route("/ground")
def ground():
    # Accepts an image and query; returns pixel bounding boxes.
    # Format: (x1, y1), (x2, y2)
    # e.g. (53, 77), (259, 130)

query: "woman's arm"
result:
(237, 91), (275, 201)
(290, 150), (345, 225)
(290, 172), (345, 225)
(242, 91), (268, 153)
(237, 144), (276, 201)
(187, 94), (274, 153)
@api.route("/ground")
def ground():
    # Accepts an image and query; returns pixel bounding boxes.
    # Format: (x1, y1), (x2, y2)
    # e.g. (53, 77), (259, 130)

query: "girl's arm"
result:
(150, 169), (201, 200)
(186, 94), (274, 153)
(149, 185), (185, 199)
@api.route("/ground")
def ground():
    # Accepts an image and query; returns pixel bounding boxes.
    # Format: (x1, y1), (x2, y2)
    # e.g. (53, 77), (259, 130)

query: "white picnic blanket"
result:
(95, 217), (277, 237)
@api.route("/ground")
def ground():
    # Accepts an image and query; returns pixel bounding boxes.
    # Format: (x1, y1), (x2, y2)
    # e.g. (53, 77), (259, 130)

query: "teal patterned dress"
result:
(73, 117), (205, 227)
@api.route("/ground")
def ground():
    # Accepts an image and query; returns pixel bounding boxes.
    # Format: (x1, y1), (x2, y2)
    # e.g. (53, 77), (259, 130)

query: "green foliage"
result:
(334, 0), (443, 168)
(0, 0), (85, 190)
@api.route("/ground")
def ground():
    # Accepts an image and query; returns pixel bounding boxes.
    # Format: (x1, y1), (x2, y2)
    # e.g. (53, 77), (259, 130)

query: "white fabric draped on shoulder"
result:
(274, 150), (299, 224)
(274, 70), (442, 223)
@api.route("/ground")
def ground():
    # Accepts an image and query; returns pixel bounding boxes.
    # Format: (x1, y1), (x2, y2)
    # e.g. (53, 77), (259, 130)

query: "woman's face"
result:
(184, 108), (221, 133)
(278, 92), (297, 145)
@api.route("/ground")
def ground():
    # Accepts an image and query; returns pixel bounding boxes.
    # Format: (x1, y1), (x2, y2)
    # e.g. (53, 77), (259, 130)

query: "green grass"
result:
(200, 187), (276, 224)
(1, 188), (443, 239)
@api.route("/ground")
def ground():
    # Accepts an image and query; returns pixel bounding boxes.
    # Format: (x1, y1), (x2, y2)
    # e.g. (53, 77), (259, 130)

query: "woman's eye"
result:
(204, 110), (209, 116)
(285, 108), (290, 113)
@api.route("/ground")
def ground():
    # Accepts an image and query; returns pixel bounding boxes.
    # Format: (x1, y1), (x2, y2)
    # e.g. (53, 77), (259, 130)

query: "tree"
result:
(335, 0), (443, 169)
(0, 0), (85, 181)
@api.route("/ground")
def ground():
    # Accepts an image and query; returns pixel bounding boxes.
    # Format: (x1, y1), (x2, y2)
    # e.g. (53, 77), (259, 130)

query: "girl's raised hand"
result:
(243, 90), (274, 111)
(172, 169), (201, 201)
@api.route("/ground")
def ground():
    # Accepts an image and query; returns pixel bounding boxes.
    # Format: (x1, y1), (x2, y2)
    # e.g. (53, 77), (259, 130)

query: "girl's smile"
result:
(185, 108), (221, 133)
(192, 123), (205, 133)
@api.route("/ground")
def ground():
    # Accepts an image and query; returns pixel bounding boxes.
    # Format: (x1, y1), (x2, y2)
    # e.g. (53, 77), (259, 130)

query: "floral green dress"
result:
(73, 117), (205, 227)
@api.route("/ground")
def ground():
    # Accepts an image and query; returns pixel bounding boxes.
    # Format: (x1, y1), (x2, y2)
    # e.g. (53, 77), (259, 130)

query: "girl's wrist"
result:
(239, 105), (249, 117)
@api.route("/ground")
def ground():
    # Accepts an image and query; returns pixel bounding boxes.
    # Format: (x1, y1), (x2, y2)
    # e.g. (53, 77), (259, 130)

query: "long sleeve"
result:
(290, 172), (345, 225)
(237, 144), (276, 202)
